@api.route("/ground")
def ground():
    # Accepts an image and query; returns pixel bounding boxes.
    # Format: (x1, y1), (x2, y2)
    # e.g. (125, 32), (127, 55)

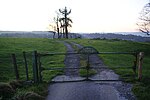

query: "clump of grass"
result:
(79, 59), (97, 77)
(79, 69), (97, 77)
(42, 70), (64, 82)
(0, 82), (15, 99)
(12, 91), (45, 100)
(0, 80), (49, 100)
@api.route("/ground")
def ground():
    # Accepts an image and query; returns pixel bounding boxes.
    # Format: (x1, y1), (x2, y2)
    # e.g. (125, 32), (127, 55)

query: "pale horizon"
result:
(0, 0), (149, 33)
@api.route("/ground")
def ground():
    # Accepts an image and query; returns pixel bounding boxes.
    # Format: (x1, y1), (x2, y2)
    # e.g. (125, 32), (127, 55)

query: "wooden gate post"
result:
(12, 54), (19, 80)
(32, 51), (39, 83)
(23, 51), (29, 81)
(138, 52), (144, 81)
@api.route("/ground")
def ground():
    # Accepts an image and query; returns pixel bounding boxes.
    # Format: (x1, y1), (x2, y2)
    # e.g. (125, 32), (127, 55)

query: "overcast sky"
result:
(0, 0), (149, 33)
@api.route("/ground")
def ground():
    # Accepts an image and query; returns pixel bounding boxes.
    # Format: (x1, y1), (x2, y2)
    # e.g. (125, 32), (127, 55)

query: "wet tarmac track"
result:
(46, 41), (136, 100)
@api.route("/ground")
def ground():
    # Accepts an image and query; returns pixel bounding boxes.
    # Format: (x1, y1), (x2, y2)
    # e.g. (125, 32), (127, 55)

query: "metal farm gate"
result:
(32, 46), (144, 83)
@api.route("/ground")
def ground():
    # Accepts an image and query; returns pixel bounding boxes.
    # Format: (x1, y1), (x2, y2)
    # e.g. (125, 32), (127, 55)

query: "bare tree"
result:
(49, 7), (73, 39)
(54, 15), (60, 38)
(59, 7), (73, 38)
(48, 24), (56, 39)
(137, 2), (150, 35)
(59, 17), (73, 38)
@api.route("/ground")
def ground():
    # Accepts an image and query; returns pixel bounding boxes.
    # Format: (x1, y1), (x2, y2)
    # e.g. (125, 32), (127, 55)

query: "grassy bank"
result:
(0, 38), (66, 99)
(68, 39), (150, 100)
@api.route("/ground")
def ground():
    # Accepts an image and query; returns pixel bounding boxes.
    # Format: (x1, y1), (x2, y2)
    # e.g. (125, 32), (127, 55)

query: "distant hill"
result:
(0, 31), (150, 42)
(0, 31), (82, 39)
(80, 33), (150, 42)
(0, 31), (54, 38)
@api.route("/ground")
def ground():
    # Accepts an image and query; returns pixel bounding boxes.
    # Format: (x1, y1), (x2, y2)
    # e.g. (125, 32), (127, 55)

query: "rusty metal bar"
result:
(38, 52), (136, 57)
(42, 67), (86, 71)
(41, 66), (133, 71)
(90, 66), (133, 69)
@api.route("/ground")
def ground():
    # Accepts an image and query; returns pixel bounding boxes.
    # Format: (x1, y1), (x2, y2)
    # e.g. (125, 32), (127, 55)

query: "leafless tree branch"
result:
(137, 2), (150, 35)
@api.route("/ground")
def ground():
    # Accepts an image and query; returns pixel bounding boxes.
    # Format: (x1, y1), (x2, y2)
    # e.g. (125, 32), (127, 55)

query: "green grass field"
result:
(0, 38), (66, 99)
(0, 38), (150, 100)
(0, 38), (66, 82)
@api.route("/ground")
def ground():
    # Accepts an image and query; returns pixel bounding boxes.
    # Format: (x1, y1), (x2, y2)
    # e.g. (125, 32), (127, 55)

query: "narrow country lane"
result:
(46, 41), (136, 100)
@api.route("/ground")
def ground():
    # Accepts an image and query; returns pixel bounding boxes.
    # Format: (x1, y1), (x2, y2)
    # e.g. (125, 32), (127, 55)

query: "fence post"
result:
(135, 52), (138, 68)
(38, 56), (42, 82)
(138, 52), (144, 81)
(32, 51), (39, 83)
(23, 51), (29, 81)
(12, 54), (19, 80)
(133, 52), (138, 74)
